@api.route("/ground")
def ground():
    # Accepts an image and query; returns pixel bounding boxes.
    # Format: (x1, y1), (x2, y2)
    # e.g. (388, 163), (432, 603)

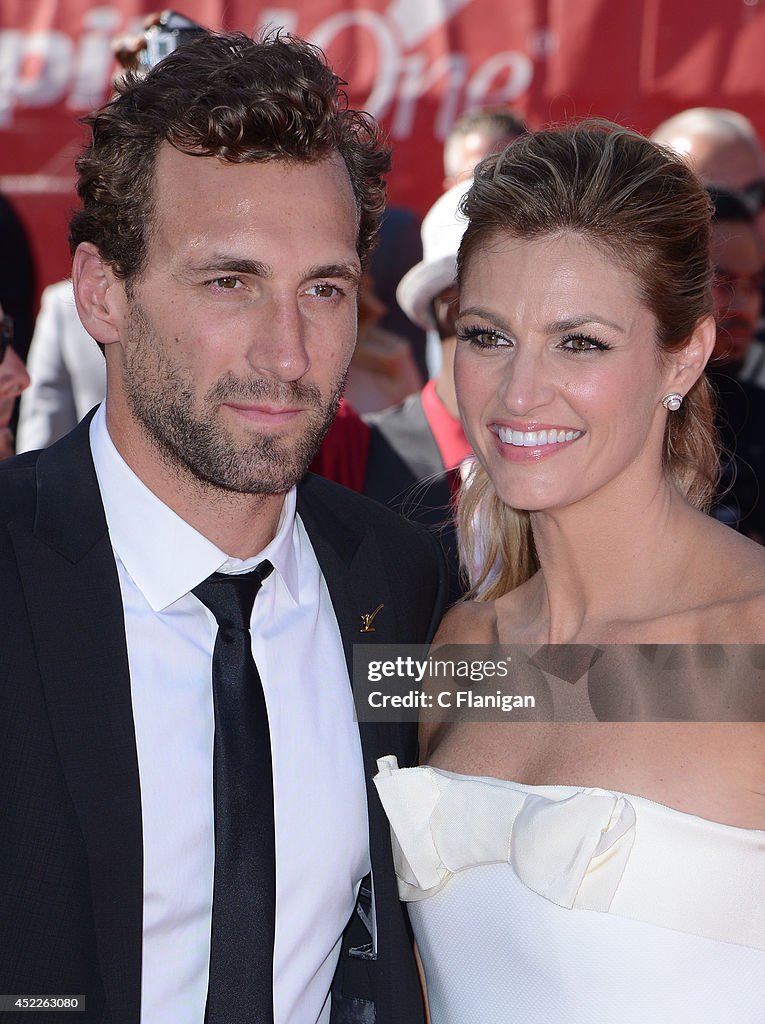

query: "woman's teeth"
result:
(496, 427), (582, 447)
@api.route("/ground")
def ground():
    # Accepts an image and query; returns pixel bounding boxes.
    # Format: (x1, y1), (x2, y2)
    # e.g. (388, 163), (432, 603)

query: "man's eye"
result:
(210, 277), (241, 290)
(308, 283), (340, 298)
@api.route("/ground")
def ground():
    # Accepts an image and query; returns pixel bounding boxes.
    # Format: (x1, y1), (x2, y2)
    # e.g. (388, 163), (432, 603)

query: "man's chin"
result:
(182, 420), (330, 495)
(132, 382), (342, 494)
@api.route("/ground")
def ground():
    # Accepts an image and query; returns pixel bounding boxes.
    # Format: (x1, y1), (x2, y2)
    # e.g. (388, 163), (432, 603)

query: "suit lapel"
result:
(296, 476), (405, 774)
(296, 476), (414, 766)
(297, 475), (397, 674)
(298, 476), (423, 1018)
(9, 418), (143, 1024)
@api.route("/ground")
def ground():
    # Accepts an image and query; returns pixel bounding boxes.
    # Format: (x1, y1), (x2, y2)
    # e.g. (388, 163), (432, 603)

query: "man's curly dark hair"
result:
(70, 31), (390, 279)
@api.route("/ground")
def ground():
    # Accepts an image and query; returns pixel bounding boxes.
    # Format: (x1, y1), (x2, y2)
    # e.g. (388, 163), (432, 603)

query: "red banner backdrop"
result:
(0, 0), (763, 299)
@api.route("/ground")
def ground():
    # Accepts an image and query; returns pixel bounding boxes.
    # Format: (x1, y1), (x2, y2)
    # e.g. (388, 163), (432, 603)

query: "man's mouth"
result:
(223, 402), (308, 427)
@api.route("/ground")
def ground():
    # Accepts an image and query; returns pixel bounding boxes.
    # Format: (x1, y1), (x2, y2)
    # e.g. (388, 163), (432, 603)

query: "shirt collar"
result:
(420, 378), (472, 470)
(89, 403), (300, 611)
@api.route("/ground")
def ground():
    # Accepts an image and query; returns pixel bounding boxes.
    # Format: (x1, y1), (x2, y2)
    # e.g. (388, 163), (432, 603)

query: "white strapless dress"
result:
(374, 757), (765, 1024)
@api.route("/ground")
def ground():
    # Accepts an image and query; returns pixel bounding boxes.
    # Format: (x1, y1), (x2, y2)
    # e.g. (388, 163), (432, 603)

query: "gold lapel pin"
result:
(360, 603), (384, 633)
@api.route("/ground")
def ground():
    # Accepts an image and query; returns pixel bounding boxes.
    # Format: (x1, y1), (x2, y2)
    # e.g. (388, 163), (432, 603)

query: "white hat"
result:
(396, 181), (470, 331)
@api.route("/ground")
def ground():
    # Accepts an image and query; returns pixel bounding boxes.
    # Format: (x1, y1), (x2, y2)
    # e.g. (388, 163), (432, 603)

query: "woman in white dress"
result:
(374, 122), (765, 1023)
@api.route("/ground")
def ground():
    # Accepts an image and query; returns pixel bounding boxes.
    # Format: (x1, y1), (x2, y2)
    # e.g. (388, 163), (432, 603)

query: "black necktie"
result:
(193, 562), (275, 1024)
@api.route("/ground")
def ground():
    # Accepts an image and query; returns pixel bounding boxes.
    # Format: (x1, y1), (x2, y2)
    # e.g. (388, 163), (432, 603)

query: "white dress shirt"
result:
(89, 404), (370, 1024)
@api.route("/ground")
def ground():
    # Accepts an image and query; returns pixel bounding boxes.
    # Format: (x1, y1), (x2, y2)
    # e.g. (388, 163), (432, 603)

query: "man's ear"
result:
(665, 314), (716, 396)
(71, 242), (126, 347)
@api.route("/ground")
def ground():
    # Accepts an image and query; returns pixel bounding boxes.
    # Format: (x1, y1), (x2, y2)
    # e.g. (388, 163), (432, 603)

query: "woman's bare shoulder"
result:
(654, 518), (765, 640)
(691, 511), (765, 573)
(719, 589), (765, 641)
(432, 599), (500, 647)
(693, 520), (765, 632)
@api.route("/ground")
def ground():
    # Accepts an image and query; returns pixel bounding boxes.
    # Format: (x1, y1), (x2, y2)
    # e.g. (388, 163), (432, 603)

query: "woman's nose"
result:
(496, 346), (555, 414)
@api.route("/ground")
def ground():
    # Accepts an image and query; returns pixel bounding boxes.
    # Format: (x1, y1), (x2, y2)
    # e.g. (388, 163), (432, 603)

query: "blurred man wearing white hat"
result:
(362, 114), (528, 598)
(363, 182), (473, 600)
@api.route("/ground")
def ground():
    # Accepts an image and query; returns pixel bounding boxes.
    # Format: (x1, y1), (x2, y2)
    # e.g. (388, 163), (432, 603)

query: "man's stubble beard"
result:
(122, 301), (347, 494)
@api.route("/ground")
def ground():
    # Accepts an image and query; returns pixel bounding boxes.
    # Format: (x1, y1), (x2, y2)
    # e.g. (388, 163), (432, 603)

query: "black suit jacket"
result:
(0, 414), (446, 1024)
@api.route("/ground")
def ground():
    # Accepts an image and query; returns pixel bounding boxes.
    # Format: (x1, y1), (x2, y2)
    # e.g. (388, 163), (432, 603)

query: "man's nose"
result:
(245, 297), (311, 383)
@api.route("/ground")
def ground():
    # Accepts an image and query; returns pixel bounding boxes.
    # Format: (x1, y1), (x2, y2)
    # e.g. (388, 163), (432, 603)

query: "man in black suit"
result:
(705, 186), (765, 542)
(0, 31), (444, 1024)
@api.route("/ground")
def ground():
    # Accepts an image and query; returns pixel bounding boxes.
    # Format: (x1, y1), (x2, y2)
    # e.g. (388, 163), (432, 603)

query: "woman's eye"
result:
(457, 326), (511, 349)
(560, 333), (610, 353)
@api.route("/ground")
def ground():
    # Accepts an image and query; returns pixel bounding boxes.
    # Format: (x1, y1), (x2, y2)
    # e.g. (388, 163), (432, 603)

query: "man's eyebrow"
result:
(181, 258), (361, 283)
(304, 262), (362, 284)
(185, 256), (271, 277)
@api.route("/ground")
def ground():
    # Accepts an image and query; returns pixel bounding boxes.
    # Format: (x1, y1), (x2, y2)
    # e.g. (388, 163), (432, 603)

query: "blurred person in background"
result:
(360, 102), (530, 383)
(16, 279), (106, 451)
(343, 271), (422, 413)
(366, 183), (471, 488)
(0, 191), (36, 444)
(0, 304), (30, 458)
(706, 186), (765, 541)
(0, 192), (36, 364)
(428, 108), (527, 377)
(652, 107), (765, 387)
(652, 107), (765, 222)
(368, 205), (427, 378)
(442, 107), (528, 190)
(708, 187), (763, 373)
(364, 181), (473, 602)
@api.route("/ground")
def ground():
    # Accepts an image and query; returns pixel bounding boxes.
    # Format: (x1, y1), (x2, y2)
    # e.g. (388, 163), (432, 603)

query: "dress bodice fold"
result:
(373, 758), (765, 1023)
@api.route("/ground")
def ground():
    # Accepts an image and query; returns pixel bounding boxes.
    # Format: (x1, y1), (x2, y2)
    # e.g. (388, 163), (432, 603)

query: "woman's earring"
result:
(662, 392), (683, 411)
